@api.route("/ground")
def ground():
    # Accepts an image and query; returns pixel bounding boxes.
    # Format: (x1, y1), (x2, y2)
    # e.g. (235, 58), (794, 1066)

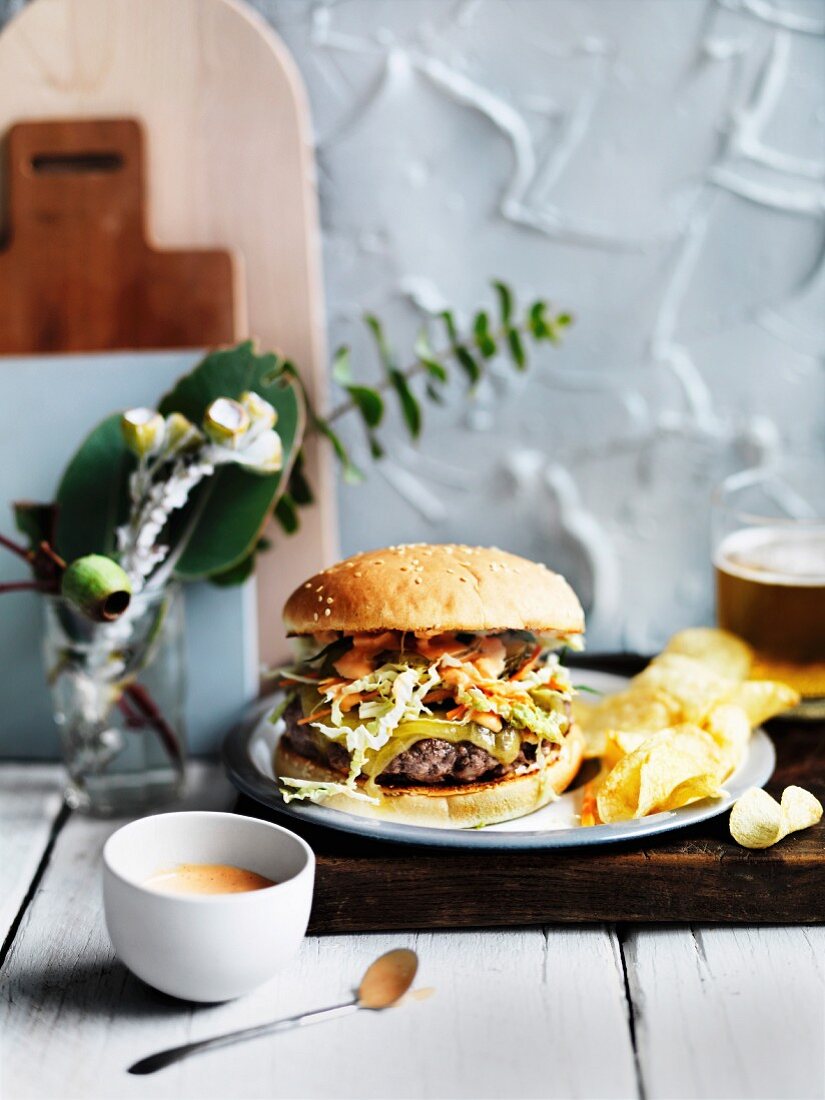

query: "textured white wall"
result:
(2, 0), (823, 651)
(254, 0), (825, 650)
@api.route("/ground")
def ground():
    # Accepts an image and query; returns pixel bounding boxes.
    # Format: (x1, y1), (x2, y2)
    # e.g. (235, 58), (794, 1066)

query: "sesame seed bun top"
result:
(282, 544), (585, 636)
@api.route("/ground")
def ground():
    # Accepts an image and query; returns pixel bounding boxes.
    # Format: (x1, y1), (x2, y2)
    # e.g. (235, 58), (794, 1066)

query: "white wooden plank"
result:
(625, 924), (825, 1100)
(1, 761), (638, 1099)
(4, 917), (639, 1100)
(0, 764), (64, 946)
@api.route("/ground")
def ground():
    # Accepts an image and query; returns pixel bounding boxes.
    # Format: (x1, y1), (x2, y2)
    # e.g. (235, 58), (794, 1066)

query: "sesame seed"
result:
(304, 582), (312, 589)
(372, 560), (383, 565)
(326, 597), (333, 604)
(414, 577), (422, 585)
(318, 595), (323, 603)
(313, 612), (319, 621)
(316, 585), (324, 593)
(399, 566), (408, 572)
(354, 571), (362, 577)
(459, 576), (467, 583)
(324, 608), (331, 617)
(446, 569), (455, 574)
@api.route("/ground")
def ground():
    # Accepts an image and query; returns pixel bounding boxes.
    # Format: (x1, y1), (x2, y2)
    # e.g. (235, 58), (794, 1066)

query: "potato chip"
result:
(596, 725), (728, 823)
(633, 653), (735, 724)
(704, 704), (751, 774)
(664, 627), (752, 681)
(576, 686), (681, 736)
(728, 680), (800, 726)
(600, 728), (652, 769)
(729, 785), (823, 849)
(575, 626), (800, 827)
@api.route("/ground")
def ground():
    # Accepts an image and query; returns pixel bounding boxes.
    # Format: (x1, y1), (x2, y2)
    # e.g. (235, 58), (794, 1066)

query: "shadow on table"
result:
(6, 955), (222, 1020)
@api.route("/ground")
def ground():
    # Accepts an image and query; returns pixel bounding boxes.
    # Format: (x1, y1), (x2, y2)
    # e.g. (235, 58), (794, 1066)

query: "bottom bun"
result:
(274, 724), (584, 829)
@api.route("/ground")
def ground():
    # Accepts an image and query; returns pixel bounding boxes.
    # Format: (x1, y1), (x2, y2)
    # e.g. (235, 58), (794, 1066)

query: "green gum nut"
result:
(122, 408), (165, 457)
(204, 398), (250, 446)
(61, 555), (133, 622)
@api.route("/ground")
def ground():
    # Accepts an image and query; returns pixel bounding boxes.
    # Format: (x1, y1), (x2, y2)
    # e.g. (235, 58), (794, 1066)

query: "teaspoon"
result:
(128, 947), (419, 1075)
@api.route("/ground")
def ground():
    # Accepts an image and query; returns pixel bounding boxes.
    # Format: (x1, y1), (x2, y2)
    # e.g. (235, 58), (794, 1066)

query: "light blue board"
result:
(0, 353), (258, 758)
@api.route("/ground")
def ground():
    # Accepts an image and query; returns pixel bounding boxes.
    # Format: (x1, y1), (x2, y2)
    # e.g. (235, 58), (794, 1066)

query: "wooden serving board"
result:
(0, 0), (336, 667)
(0, 118), (238, 353)
(236, 656), (825, 930)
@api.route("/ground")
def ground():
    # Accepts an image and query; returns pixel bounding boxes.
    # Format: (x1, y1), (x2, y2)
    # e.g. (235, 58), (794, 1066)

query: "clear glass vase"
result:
(43, 583), (187, 816)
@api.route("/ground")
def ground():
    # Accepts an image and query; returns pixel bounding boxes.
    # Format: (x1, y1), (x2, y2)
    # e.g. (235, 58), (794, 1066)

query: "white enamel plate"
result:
(222, 670), (776, 850)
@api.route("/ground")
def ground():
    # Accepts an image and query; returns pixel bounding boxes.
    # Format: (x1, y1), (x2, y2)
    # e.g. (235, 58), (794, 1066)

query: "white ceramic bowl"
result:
(103, 811), (314, 1002)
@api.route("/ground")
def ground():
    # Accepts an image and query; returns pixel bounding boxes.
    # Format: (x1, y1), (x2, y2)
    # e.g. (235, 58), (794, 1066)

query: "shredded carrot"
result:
(445, 704), (467, 721)
(511, 644), (542, 681)
(423, 688), (452, 704)
(580, 779), (601, 827)
(297, 708), (332, 725)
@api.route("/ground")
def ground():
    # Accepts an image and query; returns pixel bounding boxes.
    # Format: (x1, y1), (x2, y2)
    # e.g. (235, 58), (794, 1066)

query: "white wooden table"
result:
(1, 763), (823, 1100)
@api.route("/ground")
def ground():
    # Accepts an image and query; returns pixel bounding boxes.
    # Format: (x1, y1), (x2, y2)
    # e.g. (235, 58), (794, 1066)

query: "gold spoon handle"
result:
(128, 999), (360, 1075)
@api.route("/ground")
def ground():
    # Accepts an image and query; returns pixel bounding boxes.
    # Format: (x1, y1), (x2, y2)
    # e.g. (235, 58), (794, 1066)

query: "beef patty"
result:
(280, 699), (557, 787)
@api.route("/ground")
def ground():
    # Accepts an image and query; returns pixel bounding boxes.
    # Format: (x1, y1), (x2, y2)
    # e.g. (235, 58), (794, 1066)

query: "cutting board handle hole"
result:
(29, 151), (124, 175)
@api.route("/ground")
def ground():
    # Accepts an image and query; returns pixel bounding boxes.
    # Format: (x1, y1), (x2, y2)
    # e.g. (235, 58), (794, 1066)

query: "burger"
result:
(273, 544), (585, 828)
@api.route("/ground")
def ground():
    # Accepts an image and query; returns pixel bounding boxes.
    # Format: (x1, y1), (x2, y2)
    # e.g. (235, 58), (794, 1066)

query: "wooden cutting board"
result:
(0, 118), (239, 353)
(235, 656), (825, 929)
(0, 0), (336, 668)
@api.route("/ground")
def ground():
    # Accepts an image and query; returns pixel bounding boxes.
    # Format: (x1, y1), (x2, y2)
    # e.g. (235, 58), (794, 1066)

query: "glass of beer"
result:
(712, 459), (825, 718)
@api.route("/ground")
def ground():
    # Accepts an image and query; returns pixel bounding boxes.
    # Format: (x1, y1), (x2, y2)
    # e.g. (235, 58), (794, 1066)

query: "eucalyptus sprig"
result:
(0, 280), (571, 598)
(271, 279), (572, 531)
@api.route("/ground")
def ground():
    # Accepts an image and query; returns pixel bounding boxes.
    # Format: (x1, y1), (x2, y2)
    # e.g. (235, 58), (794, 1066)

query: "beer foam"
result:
(716, 526), (825, 586)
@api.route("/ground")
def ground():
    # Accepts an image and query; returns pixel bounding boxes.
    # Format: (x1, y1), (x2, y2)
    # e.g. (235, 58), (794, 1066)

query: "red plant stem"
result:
(0, 580), (42, 594)
(38, 541), (66, 571)
(124, 682), (183, 768)
(0, 532), (31, 562)
(116, 695), (145, 730)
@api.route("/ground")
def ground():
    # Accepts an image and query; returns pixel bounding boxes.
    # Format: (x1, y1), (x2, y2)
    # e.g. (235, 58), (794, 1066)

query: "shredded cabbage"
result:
(278, 777), (379, 805)
(277, 640), (576, 804)
(282, 662), (441, 802)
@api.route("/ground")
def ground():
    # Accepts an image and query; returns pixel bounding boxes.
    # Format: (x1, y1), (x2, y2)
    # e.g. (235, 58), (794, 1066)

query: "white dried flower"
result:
(204, 392), (283, 476)
(204, 398), (250, 446)
(122, 408), (165, 457)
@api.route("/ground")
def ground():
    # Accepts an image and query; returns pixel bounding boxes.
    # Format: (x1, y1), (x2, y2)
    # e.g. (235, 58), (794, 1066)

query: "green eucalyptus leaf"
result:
(414, 330), (448, 382)
(55, 414), (134, 562)
(274, 493), (299, 535)
(288, 451), (314, 507)
(209, 551), (255, 587)
(425, 381), (445, 405)
(556, 312), (573, 327)
(473, 310), (497, 358)
(506, 327), (527, 369)
(315, 417), (364, 484)
(209, 535), (272, 587)
(368, 433), (385, 460)
(455, 345), (482, 386)
(13, 501), (58, 550)
(528, 300), (551, 340)
(389, 370), (422, 438)
(364, 313), (395, 371)
(349, 386), (384, 429)
(156, 341), (303, 578)
(439, 310), (459, 345)
(331, 345), (384, 429)
(331, 346), (353, 385)
(492, 280), (514, 326)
